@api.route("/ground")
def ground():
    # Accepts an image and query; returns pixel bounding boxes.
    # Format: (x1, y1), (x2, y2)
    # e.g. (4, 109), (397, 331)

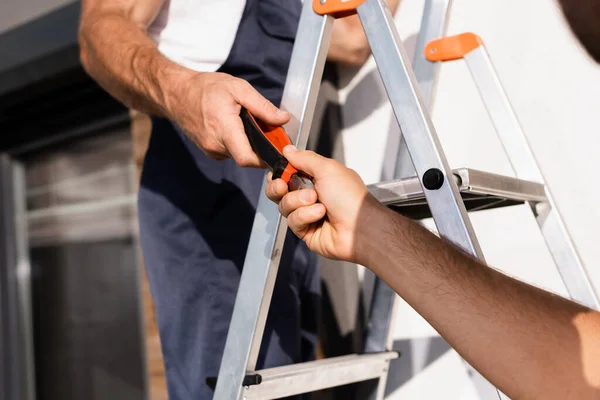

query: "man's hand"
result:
(166, 72), (289, 166)
(266, 146), (387, 263)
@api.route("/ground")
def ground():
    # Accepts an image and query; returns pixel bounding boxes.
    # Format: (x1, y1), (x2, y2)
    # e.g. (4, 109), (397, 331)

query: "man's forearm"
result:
(360, 205), (600, 399)
(79, 10), (193, 117)
(80, 0), (401, 111)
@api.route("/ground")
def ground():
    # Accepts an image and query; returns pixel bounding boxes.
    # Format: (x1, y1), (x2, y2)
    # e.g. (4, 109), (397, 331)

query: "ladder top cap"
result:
(425, 33), (484, 62)
(313, 0), (366, 17)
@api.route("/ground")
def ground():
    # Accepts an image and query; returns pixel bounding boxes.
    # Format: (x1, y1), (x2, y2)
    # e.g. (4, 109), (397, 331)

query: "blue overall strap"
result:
(217, 0), (302, 105)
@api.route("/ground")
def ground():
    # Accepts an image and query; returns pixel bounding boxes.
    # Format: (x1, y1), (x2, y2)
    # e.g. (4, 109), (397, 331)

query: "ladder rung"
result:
(369, 168), (546, 219)
(242, 352), (399, 400)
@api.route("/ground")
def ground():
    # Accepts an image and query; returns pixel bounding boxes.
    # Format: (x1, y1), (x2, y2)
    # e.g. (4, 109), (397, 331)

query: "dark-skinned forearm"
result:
(359, 205), (600, 399)
(79, 11), (195, 117)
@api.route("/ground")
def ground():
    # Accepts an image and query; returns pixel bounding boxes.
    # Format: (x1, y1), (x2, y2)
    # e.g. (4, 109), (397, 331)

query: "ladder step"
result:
(242, 351), (399, 400)
(369, 168), (546, 219)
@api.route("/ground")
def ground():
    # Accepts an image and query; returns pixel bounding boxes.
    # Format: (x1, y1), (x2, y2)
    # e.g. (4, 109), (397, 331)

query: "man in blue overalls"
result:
(79, 0), (398, 398)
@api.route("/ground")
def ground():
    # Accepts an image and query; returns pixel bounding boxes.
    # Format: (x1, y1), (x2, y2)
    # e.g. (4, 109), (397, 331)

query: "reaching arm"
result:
(78, 0), (289, 167)
(363, 197), (600, 400)
(266, 147), (600, 400)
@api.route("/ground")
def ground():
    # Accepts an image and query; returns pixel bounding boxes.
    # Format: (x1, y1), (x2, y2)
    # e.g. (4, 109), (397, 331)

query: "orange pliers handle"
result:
(240, 108), (314, 191)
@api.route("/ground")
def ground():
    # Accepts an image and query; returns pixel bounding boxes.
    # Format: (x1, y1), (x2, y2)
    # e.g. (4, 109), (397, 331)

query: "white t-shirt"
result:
(148, 0), (247, 72)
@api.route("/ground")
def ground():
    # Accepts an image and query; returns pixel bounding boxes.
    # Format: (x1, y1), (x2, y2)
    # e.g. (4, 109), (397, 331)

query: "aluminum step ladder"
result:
(213, 1), (599, 399)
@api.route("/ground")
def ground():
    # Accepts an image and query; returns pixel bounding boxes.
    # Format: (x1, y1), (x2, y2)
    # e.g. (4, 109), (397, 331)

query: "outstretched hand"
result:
(171, 72), (290, 167)
(266, 146), (386, 264)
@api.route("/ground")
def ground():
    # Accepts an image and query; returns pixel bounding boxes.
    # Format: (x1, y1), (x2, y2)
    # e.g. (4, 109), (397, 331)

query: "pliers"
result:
(240, 107), (314, 191)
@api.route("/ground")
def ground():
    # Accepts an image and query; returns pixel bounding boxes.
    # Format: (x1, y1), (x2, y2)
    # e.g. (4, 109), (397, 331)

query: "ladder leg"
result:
(374, 371), (390, 400)
(534, 200), (600, 309)
(394, 0), (454, 179)
(366, 0), (456, 361)
(213, 4), (333, 399)
(361, 276), (398, 400)
(412, 0), (453, 108)
(365, 6), (455, 386)
(357, 1), (501, 398)
(365, 4), (455, 392)
(357, 0), (482, 256)
(364, 278), (398, 354)
(462, 44), (600, 309)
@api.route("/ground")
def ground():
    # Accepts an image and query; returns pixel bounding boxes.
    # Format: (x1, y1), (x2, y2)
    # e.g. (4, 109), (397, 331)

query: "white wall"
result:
(0, 0), (76, 33)
(340, 0), (600, 398)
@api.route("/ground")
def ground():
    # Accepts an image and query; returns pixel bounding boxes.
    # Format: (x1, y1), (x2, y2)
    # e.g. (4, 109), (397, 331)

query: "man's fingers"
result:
(237, 82), (290, 126)
(282, 146), (334, 177)
(287, 204), (327, 233)
(278, 189), (317, 217)
(266, 178), (288, 204)
(222, 118), (263, 167)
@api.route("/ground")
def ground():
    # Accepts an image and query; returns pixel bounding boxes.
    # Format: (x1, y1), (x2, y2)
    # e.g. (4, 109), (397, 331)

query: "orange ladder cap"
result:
(313, 0), (366, 17)
(425, 33), (484, 62)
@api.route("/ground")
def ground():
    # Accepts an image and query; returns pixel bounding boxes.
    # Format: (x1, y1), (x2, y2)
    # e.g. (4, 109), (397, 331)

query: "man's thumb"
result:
(242, 90), (290, 126)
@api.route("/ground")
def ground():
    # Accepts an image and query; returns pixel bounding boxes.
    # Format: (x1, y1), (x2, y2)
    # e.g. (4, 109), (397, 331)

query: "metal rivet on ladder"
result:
(320, 0), (326, 3)
(422, 168), (444, 190)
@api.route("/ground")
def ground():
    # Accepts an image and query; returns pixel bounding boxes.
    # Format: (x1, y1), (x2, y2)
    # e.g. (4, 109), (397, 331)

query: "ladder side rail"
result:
(413, 0), (453, 107)
(213, 4), (334, 398)
(356, 1), (502, 399)
(463, 44), (600, 310)
(364, 277), (399, 354)
(360, 277), (399, 400)
(365, 0), (455, 360)
(394, 0), (453, 179)
(364, 0), (454, 365)
(357, 0), (483, 259)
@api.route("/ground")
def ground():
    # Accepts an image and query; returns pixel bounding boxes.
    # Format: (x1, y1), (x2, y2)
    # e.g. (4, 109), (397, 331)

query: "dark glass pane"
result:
(23, 127), (146, 400)
(31, 241), (145, 400)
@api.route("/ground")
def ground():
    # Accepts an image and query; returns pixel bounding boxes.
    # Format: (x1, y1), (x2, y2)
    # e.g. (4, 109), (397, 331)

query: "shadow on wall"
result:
(385, 336), (453, 396)
(338, 33), (420, 181)
(341, 70), (388, 129)
(339, 32), (419, 131)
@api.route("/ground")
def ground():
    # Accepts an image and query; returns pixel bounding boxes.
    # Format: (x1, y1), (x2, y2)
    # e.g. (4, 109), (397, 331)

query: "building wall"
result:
(339, 0), (600, 398)
(0, 2), (167, 398)
(0, 0), (76, 33)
